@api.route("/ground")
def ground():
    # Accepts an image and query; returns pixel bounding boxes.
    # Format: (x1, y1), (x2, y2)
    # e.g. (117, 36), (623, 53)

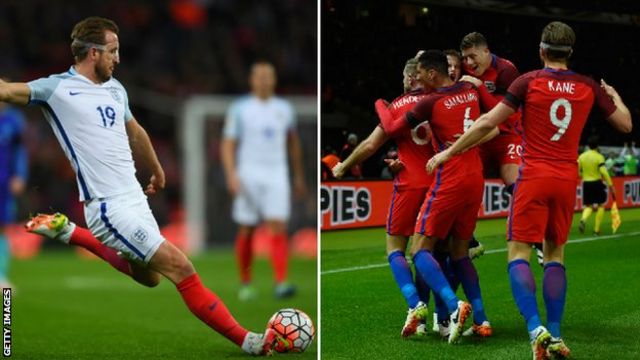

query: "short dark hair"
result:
(587, 135), (598, 149)
(460, 32), (488, 50)
(70, 16), (119, 61)
(443, 49), (461, 61)
(540, 21), (575, 62)
(417, 50), (448, 77)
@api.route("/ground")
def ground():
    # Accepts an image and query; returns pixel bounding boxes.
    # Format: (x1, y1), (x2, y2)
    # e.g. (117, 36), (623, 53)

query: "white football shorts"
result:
(84, 189), (165, 263)
(233, 170), (291, 225)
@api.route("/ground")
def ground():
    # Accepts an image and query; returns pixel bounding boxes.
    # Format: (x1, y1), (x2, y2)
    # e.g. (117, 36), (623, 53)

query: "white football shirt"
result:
(223, 95), (295, 176)
(28, 66), (140, 201)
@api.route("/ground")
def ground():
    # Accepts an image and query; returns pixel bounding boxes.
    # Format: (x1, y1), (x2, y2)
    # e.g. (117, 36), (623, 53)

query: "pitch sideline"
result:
(321, 230), (640, 275)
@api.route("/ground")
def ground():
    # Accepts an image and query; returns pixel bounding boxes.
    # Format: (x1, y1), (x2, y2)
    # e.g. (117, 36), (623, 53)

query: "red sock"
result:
(177, 273), (247, 346)
(270, 232), (289, 283)
(235, 232), (252, 283)
(70, 226), (131, 276)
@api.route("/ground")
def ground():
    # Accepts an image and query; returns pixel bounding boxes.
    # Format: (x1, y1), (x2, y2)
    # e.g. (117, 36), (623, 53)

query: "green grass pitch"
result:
(321, 208), (640, 359)
(10, 251), (317, 359)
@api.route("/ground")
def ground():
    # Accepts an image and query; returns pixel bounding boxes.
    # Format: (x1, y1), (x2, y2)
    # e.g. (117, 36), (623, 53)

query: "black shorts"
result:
(582, 180), (607, 205)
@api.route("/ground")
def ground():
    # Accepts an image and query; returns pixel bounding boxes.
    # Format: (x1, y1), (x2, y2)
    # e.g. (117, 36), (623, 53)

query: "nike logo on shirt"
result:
(69, 91), (82, 96)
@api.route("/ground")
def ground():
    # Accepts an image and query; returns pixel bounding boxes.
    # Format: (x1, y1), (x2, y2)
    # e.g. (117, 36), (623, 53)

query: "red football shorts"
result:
(508, 177), (578, 245)
(414, 173), (483, 240)
(386, 187), (428, 237)
(480, 133), (522, 167)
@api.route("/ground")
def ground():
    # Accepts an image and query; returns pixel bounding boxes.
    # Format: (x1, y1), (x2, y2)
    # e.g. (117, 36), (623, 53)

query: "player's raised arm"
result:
(600, 79), (632, 133)
(333, 126), (388, 179)
(125, 118), (165, 195)
(0, 79), (30, 106)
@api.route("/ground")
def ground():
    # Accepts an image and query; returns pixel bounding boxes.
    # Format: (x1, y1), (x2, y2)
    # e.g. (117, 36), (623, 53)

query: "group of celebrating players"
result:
(332, 21), (631, 360)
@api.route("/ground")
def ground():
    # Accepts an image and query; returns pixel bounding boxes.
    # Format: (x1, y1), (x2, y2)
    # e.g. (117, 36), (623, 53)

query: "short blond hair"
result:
(70, 16), (119, 61)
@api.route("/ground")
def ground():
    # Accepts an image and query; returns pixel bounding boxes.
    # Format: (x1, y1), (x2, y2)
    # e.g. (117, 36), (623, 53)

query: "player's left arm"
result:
(288, 129), (306, 199)
(126, 118), (165, 195)
(426, 103), (511, 173)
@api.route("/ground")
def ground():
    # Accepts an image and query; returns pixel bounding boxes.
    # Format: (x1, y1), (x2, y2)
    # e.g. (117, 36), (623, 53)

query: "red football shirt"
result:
(465, 54), (521, 134)
(385, 89), (434, 189)
(502, 68), (617, 180)
(408, 82), (483, 186)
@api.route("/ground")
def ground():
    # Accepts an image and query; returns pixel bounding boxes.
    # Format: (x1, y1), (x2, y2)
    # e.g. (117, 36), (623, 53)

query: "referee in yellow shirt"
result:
(578, 137), (616, 235)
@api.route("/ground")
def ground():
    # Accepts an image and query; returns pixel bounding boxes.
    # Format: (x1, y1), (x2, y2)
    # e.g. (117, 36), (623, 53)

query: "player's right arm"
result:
(600, 79), (632, 133)
(221, 102), (241, 197)
(332, 126), (388, 179)
(0, 79), (30, 106)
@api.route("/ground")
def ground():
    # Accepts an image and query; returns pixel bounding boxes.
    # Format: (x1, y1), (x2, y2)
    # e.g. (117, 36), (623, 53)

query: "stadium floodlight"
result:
(181, 95), (316, 253)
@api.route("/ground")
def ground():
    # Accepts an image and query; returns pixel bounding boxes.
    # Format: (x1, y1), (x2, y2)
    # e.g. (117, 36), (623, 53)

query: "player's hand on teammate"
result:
(426, 150), (452, 174)
(145, 170), (165, 195)
(459, 75), (483, 87)
(332, 162), (345, 179)
(384, 158), (405, 174)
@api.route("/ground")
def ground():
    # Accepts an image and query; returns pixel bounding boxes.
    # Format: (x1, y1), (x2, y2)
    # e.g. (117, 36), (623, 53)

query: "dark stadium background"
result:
(322, 0), (640, 178)
(0, 0), (317, 248)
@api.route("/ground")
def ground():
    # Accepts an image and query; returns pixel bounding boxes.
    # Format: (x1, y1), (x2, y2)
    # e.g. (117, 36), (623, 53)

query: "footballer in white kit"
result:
(1, 17), (281, 355)
(28, 66), (163, 262)
(221, 61), (306, 300)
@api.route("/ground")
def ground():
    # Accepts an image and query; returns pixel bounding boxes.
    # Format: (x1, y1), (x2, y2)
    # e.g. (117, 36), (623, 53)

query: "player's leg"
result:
(508, 178), (553, 358)
(389, 234), (426, 337)
(411, 234), (470, 343)
(541, 182), (574, 359)
(580, 181), (597, 234)
(235, 224), (257, 300)
(261, 174), (294, 298)
(264, 219), (295, 298)
(500, 163), (519, 191)
(386, 188), (428, 336)
(451, 181), (491, 337)
(25, 213), (163, 286)
(594, 203), (605, 235)
(147, 241), (277, 354)
(231, 179), (261, 299)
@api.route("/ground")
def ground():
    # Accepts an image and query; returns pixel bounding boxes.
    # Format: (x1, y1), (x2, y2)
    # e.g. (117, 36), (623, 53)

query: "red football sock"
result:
(70, 226), (131, 276)
(177, 273), (248, 346)
(270, 232), (289, 283)
(235, 232), (252, 283)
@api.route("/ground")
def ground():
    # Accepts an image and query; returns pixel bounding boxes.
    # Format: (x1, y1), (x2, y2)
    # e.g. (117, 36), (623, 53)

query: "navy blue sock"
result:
(508, 259), (542, 333)
(453, 256), (487, 324)
(413, 249), (458, 313)
(434, 291), (449, 322)
(414, 267), (430, 305)
(543, 262), (567, 338)
(388, 251), (420, 308)
(434, 250), (459, 292)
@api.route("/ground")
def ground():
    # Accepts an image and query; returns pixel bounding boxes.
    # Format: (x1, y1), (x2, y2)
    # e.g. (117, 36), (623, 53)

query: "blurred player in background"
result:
(428, 21), (632, 359)
(2, 16), (280, 355)
(0, 92), (28, 289)
(221, 61), (306, 301)
(578, 136), (615, 235)
(333, 57), (435, 337)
